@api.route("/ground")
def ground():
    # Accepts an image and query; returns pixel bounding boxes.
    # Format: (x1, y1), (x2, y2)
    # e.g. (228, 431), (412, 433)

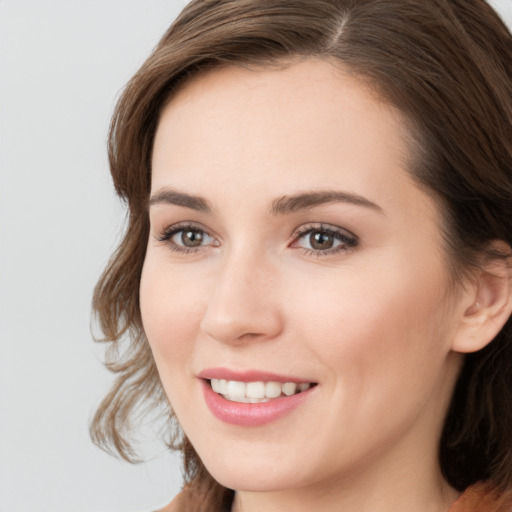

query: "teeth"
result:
(211, 379), (229, 394)
(265, 381), (282, 398)
(282, 382), (297, 396)
(248, 397), (269, 404)
(227, 380), (245, 397)
(218, 379), (228, 395)
(210, 378), (313, 402)
(224, 395), (271, 403)
(246, 381), (265, 399)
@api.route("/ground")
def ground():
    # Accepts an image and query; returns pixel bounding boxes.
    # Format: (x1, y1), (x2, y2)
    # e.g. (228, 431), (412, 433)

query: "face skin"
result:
(141, 60), (468, 512)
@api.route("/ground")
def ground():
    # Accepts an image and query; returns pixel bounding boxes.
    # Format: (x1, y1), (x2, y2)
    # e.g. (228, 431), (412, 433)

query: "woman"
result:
(91, 0), (512, 510)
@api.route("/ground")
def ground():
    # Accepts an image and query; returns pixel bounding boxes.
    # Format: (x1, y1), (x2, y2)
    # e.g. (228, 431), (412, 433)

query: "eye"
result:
(156, 223), (217, 252)
(292, 224), (358, 255)
(174, 228), (209, 247)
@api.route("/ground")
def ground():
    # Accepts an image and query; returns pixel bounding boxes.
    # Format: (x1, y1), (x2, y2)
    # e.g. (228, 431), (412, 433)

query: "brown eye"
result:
(294, 225), (358, 254)
(180, 229), (205, 247)
(158, 224), (216, 251)
(309, 231), (334, 250)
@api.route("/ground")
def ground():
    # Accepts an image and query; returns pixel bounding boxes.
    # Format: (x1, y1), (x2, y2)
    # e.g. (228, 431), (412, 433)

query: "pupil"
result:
(310, 231), (333, 250)
(182, 230), (203, 247)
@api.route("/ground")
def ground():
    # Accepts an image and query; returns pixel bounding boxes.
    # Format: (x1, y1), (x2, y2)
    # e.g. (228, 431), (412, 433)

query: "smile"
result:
(200, 371), (318, 426)
(210, 379), (313, 403)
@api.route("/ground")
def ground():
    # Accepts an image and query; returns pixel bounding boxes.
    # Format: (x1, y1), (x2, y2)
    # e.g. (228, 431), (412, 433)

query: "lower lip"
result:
(201, 380), (316, 427)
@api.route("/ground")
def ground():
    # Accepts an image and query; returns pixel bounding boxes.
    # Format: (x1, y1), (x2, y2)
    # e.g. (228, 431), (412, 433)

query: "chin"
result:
(197, 445), (314, 493)
(206, 466), (296, 493)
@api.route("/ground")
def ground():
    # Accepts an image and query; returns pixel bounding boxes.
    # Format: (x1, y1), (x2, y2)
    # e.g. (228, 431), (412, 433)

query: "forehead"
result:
(151, 59), (427, 218)
(154, 59), (408, 160)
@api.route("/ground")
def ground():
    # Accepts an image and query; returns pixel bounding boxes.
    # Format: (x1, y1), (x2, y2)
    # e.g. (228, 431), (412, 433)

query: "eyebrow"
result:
(148, 188), (213, 212)
(270, 190), (384, 215)
(148, 187), (383, 215)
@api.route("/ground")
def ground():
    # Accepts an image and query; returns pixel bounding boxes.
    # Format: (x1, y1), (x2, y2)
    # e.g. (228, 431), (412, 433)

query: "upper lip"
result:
(198, 367), (316, 384)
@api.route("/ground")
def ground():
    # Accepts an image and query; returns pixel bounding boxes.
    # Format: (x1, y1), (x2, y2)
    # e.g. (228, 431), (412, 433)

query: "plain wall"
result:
(0, 1), (511, 511)
(0, 2), (189, 511)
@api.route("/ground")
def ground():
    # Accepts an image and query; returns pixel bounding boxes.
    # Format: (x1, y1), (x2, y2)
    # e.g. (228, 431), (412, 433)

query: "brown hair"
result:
(91, 0), (512, 509)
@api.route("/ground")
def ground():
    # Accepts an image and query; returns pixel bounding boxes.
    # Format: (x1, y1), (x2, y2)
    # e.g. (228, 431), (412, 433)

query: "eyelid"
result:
(292, 222), (358, 241)
(155, 221), (219, 252)
(290, 223), (359, 255)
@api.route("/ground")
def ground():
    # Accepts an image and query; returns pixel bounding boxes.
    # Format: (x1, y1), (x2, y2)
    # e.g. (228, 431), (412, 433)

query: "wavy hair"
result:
(91, 0), (512, 509)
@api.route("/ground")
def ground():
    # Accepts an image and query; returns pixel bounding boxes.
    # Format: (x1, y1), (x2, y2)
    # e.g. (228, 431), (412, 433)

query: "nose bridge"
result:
(200, 245), (282, 344)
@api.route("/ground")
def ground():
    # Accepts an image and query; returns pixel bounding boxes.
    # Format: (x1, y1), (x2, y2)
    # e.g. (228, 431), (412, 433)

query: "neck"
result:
(232, 464), (460, 512)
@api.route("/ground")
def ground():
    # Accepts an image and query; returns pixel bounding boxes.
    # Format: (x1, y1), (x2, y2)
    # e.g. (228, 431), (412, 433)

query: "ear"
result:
(451, 242), (512, 354)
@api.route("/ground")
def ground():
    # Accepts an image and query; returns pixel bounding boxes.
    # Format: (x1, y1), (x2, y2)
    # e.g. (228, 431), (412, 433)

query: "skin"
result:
(141, 59), (477, 511)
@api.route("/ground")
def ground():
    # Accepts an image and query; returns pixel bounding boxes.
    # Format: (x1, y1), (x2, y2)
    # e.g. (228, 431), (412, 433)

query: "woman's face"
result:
(141, 60), (465, 496)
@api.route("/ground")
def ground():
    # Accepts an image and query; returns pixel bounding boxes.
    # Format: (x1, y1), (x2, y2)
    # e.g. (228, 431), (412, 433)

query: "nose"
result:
(199, 252), (283, 345)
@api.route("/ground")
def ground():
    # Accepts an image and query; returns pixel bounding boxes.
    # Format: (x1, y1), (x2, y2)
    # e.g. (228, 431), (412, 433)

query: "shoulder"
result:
(449, 482), (512, 512)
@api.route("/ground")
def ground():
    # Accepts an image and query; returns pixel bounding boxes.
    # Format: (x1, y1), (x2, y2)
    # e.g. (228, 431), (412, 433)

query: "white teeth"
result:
(246, 381), (265, 399)
(224, 395), (271, 403)
(265, 381), (282, 398)
(282, 382), (297, 396)
(224, 395), (249, 403)
(248, 397), (270, 403)
(218, 379), (228, 395)
(210, 378), (313, 402)
(227, 380), (245, 397)
(210, 378), (229, 394)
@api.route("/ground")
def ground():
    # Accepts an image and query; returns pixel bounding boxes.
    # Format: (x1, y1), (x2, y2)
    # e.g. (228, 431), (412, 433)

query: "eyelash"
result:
(155, 222), (217, 254)
(155, 222), (358, 256)
(292, 224), (359, 256)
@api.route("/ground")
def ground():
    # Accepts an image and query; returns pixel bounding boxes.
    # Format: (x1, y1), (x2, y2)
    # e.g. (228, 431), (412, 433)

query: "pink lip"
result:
(199, 370), (317, 427)
(198, 367), (314, 384)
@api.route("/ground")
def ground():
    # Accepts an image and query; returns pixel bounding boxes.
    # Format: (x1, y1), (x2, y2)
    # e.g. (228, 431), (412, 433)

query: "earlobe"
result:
(452, 245), (512, 354)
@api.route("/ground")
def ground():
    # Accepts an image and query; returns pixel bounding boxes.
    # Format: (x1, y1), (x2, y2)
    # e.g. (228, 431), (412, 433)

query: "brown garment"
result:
(160, 482), (512, 512)
(448, 483), (512, 512)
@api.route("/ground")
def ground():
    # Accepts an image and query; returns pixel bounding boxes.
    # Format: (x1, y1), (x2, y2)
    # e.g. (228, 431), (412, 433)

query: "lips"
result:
(198, 368), (317, 426)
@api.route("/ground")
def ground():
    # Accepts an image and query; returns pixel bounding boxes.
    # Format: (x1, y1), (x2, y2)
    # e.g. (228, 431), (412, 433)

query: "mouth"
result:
(198, 368), (318, 426)
(208, 378), (316, 403)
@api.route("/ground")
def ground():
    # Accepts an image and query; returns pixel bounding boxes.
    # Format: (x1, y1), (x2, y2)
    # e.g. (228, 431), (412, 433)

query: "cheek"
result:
(289, 259), (451, 389)
(139, 256), (205, 366)
(284, 261), (456, 457)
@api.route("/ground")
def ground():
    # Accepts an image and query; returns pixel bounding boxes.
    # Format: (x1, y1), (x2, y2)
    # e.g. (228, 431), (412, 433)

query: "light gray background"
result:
(1, 1), (511, 511)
